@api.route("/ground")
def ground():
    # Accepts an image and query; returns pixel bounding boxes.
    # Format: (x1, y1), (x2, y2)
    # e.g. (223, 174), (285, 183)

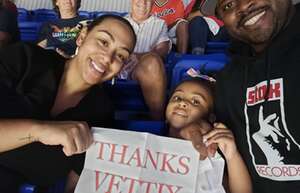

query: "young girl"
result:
(166, 78), (252, 193)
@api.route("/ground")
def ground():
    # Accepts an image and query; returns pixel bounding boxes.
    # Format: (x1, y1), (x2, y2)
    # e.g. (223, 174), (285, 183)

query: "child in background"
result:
(187, 0), (228, 55)
(165, 77), (252, 193)
(151, 0), (189, 54)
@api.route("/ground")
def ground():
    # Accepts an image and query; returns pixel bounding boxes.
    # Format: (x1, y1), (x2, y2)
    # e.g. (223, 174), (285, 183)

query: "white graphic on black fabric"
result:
(245, 78), (300, 181)
(253, 106), (289, 165)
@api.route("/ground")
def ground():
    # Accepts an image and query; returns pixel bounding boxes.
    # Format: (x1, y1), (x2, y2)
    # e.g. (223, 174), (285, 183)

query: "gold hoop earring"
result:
(71, 47), (79, 58)
(111, 77), (116, 85)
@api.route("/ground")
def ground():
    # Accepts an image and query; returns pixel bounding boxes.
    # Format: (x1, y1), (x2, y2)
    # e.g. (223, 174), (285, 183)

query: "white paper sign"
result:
(75, 127), (225, 193)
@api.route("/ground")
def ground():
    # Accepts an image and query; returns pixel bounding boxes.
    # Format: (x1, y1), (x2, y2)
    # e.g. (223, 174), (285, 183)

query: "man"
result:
(151, 0), (189, 54)
(123, 0), (170, 120)
(181, 0), (300, 192)
(37, 0), (88, 57)
(0, 0), (19, 48)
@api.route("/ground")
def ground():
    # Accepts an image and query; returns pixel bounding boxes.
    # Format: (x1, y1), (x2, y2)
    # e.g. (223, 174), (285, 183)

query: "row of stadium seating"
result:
(18, 8), (127, 22)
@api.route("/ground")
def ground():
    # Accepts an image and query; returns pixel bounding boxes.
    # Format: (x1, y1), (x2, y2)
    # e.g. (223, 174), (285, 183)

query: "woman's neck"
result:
(51, 59), (90, 116)
(61, 59), (90, 95)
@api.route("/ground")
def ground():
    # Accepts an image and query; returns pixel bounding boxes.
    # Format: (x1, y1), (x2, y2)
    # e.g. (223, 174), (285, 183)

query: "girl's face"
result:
(166, 81), (213, 129)
(75, 18), (135, 86)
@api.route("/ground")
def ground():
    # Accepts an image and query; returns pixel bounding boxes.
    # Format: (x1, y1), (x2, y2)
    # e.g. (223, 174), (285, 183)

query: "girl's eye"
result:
(99, 39), (109, 47)
(191, 99), (200, 106)
(172, 96), (182, 102)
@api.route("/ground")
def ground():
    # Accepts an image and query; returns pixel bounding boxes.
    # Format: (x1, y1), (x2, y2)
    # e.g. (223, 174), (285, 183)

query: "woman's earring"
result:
(72, 47), (79, 58)
(111, 77), (116, 85)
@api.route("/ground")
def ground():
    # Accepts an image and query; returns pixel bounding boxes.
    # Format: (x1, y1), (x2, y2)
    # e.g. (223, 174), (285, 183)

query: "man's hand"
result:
(33, 121), (93, 156)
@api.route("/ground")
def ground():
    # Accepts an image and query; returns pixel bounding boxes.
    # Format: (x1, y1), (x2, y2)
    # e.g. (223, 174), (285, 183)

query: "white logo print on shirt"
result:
(244, 78), (300, 181)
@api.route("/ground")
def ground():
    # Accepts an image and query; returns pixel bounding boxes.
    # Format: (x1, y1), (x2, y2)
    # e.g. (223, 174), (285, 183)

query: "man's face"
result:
(131, 0), (153, 22)
(216, 0), (292, 51)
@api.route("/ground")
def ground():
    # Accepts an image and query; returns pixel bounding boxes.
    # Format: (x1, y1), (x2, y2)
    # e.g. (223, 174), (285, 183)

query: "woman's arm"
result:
(0, 119), (93, 156)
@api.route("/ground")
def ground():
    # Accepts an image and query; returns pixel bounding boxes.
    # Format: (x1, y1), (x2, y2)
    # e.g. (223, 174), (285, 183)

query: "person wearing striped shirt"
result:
(121, 0), (171, 120)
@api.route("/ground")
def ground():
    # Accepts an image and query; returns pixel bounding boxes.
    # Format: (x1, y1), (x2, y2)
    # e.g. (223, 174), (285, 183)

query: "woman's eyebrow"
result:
(97, 30), (115, 41)
(96, 30), (131, 54)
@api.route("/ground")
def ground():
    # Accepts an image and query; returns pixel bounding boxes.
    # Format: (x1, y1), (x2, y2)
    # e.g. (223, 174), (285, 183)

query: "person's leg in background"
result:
(132, 53), (167, 120)
(188, 16), (210, 55)
(208, 26), (229, 42)
(171, 19), (189, 54)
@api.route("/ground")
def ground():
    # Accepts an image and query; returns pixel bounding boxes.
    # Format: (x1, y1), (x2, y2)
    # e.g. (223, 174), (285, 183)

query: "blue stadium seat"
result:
(206, 41), (229, 54)
(17, 8), (31, 22)
(19, 178), (65, 193)
(78, 11), (92, 19)
(18, 21), (42, 42)
(19, 183), (36, 193)
(170, 53), (229, 88)
(92, 11), (128, 18)
(32, 9), (58, 22)
(104, 80), (147, 111)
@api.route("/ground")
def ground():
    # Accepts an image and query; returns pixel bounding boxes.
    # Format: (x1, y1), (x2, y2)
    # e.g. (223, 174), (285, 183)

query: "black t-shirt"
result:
(0, 42), (114, 126)
(0, 7), (20, 43)
(215, 5), (300, 193)
(0, 42), (114, 185)
(38, 16), (88, 56)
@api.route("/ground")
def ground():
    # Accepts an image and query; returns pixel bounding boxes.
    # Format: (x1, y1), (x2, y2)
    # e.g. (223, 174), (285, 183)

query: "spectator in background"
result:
(187, 0), (228, 55)
(152, 0), (189, 54)
(0, 0), (20, 47)
(123, 0), (170, 120)
(37, 0), (88, 57)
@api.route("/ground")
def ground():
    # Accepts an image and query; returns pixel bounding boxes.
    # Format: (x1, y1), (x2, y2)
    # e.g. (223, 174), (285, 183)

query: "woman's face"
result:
(56, 0), (77, 13)
(75, 18), (135, 86)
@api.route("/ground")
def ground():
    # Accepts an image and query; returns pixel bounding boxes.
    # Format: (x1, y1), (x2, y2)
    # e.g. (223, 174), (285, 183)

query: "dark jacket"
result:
(215, 4), (300, 193)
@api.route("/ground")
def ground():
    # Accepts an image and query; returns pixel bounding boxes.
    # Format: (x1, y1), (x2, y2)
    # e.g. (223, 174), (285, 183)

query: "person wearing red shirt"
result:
(152, 0), (189, 54)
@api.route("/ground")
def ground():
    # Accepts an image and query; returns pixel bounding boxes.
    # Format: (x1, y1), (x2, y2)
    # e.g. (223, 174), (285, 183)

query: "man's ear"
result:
(76, 27), (88, 47)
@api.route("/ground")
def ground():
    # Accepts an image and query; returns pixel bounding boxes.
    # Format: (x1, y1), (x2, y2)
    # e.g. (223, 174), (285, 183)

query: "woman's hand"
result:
(204, 123), (238, 161)
(33, 121), (93, 156)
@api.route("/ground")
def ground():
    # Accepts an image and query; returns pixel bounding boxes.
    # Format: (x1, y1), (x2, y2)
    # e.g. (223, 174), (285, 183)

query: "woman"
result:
(38, 0), (86, 57)
(0, 15), (136, 193)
